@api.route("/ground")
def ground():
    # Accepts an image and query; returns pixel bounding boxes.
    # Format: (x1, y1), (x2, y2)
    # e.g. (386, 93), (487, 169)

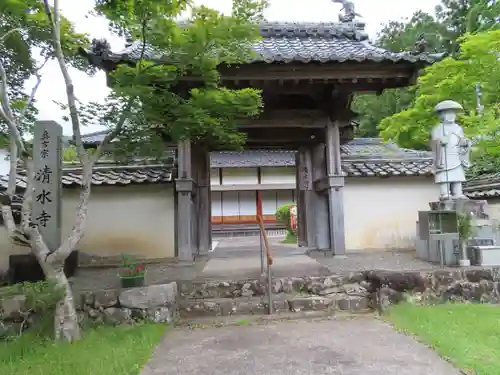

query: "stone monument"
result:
(31, 120), (62, 252)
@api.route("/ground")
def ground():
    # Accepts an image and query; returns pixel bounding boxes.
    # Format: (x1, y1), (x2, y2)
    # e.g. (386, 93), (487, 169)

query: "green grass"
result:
(281, 231), (297, 244)
(386, 303), (500, 375)
(0, 323), (167, 375)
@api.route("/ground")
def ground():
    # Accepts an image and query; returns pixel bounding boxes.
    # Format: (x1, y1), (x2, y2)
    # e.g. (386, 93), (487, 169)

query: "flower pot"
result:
(120, 275), (145, 288)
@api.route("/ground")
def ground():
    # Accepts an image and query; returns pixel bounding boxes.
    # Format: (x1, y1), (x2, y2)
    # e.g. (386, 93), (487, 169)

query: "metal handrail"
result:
(257, 215), (273, 314)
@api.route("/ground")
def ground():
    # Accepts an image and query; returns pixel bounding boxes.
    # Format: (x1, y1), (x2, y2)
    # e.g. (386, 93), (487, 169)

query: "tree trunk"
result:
(51, 267), (80, 341)
(31, 230), (81, 341)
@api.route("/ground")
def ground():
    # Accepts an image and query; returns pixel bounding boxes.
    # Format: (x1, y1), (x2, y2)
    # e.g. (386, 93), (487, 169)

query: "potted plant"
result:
(457, 212), (474, 266)
(118, 254), (146, 288)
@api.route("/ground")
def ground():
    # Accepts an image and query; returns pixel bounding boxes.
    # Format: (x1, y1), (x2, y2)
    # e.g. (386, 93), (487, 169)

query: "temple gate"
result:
(81, 18), (438, 261)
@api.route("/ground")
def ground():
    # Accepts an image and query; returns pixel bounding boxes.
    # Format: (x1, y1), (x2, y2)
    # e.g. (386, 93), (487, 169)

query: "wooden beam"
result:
(218, 62), (415, 81)
(226, 78), (408, 92)
(240, 110), (327, 128)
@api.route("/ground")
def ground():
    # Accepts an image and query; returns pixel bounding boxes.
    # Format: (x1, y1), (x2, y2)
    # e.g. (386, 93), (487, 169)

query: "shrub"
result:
(275, 203), (296, 235)
(0, 281), (65, 340)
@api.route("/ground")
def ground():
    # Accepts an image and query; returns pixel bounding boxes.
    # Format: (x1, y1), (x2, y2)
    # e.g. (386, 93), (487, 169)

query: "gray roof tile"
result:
(0, 164), (172, 190)
(0, 164), (172, 222)
(210, 138), (433, 177)
(464, 173), (500, 198)
(87, 22), (439, 65)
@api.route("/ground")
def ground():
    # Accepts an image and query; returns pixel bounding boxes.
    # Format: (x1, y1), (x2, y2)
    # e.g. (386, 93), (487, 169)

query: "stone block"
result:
(0, 295), (26, 320)
(104, 307), (133, 325)
(119, 282), (177, 309)
(288, 296), (333, 312)
(146, 307), (175, 323)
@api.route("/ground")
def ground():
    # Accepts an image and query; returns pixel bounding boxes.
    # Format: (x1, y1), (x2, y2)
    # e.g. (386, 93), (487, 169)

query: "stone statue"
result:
(331, 0), (362, 23)
(411, 33), (429, 55)
(431, 100), (472, 201)
(91, 38), (111, 56)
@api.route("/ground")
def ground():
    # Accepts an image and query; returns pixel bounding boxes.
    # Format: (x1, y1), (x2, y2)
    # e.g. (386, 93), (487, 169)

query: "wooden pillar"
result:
(175, 139), (194, 261)
(311, 143), (331, 250)
(325, 120), (346, 256)
(194, 145), (211, 256)
(296, 148), (315, 248)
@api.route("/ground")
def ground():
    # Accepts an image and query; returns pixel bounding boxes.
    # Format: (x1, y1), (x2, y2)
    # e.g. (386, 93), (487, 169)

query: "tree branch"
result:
(0, 60), (30, 157)
(90, 18), (148, 164)
(18, 56), (50, 124)
(0, 28), (22, 43)
(43, 0), (87, 164)
(20, 159), (34, 232)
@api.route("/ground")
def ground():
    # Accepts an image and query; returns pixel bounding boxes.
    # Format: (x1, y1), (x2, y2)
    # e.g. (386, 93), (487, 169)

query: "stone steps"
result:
(178, 275), (367, 299)
(179, 293), (371, 318)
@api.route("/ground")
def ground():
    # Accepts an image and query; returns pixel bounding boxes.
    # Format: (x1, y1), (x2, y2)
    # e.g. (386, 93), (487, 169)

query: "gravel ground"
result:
(309, 249), (441, 274)
(70, 237), (441, 292)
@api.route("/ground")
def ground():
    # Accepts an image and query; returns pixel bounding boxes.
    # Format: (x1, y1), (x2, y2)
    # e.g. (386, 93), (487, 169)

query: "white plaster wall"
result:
(222, 191), (239, 216)
(221, 168), (258, 185)
(261, 167), (296, 184)
(0, 184), (176, 273)
(211, 191), (222, 216)
(239, 191), (257, 215)
(483, 198), (500, 221)
(261, 190), (295, 215)
(210, 168), (220, 185)
(262, 190), (278, 215)
(343, 177), (439, 250)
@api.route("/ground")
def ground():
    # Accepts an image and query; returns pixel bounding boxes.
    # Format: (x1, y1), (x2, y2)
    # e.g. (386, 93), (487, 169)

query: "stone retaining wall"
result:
(0, 282), (177, 338)
(178, 268), (500, 316)
(3, 268), (500, 336)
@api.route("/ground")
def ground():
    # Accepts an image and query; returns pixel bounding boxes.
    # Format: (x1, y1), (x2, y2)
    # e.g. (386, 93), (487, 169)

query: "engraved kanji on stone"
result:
(36, 189), (52, 205)
(36, 209), (51, 227)
(35, 165), (52, 184)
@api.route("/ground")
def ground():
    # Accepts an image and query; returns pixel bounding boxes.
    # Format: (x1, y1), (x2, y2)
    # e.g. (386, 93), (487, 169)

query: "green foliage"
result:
(0, 281), (65, 340)
(387, 303), (500, 375)
(353, 0), (499, 140)
(353, 11), (446, 138)
(0, 323), (167, 375)
(281, 231), (297, 244)
(76, 0), (266, 152)
(0, 0), (91, 137)
(275, 203), (295, 235)
(457, 212), (474, 240)
(379, 29), (500, 154)
(62, 145), (78, 162)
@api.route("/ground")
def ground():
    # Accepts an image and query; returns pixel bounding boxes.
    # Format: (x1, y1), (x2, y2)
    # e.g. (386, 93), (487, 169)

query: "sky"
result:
(34, 0), (440, 135)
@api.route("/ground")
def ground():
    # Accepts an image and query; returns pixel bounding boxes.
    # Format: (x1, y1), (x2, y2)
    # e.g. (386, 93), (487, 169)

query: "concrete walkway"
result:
(201, 236), (332, 279)
(140, 317), (461, 375)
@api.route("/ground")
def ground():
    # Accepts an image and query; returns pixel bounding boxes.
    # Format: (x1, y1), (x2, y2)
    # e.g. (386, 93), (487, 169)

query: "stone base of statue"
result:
(429, 198), (490, 219)
(416, 197), (498, 266)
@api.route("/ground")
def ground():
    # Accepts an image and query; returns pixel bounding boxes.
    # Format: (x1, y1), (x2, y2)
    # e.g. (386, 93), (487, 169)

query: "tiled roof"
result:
(78, 130), (110, 145)
(211, 138), (434, 177)
(464, 173), (500, 199)
(84, 22), (439, 65)
(0, 164), (173, 190)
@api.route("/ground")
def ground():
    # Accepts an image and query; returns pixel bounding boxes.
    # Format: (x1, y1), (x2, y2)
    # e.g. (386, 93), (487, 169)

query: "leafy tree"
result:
(436, 0), (500, 43)
(378, 29), (500, 164)
(353, 0), (499, 138)
(0, 0), (90, 140)
(353, 11), (445, 137)
(1, 0), (266, 342)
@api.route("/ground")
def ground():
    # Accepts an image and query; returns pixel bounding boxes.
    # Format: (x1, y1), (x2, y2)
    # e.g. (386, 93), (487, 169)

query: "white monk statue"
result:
(431, 100), (472, 201)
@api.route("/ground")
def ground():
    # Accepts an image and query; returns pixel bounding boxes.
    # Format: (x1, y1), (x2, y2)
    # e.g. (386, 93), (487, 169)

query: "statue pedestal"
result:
(416, 198), (495, 266)
(429, 198), (490, 219)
